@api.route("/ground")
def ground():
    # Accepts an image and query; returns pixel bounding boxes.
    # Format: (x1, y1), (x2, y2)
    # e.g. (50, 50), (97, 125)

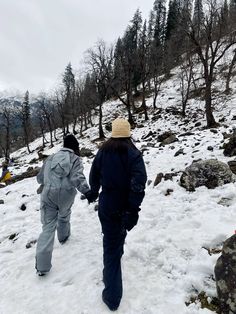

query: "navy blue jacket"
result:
(89, 146), (147, 215)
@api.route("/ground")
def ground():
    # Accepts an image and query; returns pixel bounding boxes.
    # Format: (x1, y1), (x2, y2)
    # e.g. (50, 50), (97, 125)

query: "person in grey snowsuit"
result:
(35, 134), (96, 275)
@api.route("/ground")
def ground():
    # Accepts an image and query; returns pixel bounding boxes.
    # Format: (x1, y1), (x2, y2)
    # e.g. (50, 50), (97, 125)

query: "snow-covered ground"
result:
(1, 57), (236, 313)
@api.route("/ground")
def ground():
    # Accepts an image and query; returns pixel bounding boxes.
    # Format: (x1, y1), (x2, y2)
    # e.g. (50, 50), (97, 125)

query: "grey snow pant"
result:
(36, 187), (76, 272)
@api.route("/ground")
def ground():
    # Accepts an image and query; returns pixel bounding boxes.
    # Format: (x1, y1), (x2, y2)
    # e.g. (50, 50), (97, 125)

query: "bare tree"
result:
(188, 0), (236, 127)
(54, 88), (68, 135)
(179, 53), (195, 116)
(17, 91), (32, 153)
(86, 40), (113, 139)
(0, 106), (12, 159)
(37, 94), (54, 147)
(225, 48), (236, 93)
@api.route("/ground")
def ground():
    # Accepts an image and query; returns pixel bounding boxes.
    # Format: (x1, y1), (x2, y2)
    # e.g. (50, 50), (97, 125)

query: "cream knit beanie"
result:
(111, 118), (131, 138)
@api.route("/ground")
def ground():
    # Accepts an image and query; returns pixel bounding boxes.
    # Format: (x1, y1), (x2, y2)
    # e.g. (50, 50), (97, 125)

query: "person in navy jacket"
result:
(89, 118), (147, 311)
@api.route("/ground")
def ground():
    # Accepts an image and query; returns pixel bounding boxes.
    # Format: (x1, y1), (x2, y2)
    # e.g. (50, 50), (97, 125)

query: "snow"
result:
(1, 49), (236, 313)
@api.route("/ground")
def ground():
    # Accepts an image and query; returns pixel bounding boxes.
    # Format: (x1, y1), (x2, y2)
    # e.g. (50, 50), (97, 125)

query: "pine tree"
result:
(148, 9), (155, 42)
(193, 0), (204, 37)
(22, 91), (30, 123)
(153, 0), (166, 46)
(129, 9), (143, 95)
(138, 20), (149, 120)
(113, 37), (124, 94)
(21, 91), (32, 153)
(62, 62), (76, 134)
(148, 1), (167, 107)
(131, 9), (143, 48)
(165, 0), (180, 41)
(63, 62), (75, 91)
(180, 0), (192, 29)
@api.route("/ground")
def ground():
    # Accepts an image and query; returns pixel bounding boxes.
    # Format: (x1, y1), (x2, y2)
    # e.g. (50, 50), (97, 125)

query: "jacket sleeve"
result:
(128, 152), (147, 211)
(37, 162), (46, 184)
(70, 157), (90, 195)
(89, 151), (101, 195)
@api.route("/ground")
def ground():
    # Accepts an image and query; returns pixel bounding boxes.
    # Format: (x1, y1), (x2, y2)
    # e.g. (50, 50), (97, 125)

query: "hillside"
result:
(0, 62), (236, 314)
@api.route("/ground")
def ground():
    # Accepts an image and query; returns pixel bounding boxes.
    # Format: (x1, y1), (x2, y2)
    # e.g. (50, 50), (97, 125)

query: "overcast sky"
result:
(0, 0), (154, 94)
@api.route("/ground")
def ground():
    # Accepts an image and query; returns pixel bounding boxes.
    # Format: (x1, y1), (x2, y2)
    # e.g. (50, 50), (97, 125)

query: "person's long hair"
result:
(100, 137), (138, 154)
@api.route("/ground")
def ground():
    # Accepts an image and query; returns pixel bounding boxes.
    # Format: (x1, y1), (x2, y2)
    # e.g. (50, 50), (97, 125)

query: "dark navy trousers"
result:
(99, 210), (127, 308)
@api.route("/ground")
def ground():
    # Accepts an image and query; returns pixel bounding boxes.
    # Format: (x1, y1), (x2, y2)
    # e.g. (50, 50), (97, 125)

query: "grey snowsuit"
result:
(36, 148), (90, 272)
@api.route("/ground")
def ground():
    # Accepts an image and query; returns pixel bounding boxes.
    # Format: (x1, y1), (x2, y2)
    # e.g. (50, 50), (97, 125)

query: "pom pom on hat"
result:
(111, 118), (131, 138)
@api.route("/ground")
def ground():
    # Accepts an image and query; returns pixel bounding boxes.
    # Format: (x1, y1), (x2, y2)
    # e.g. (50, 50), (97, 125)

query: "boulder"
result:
(80, 147), (94, 157)
(228, 160), (236, 174)
(180, 159), (233, 191)
(215, 234), (236, 314)
(154, 173), (163, 186)
(158, 131), (175, 142)
(223, 132), (236, 156)
(174, 148), (184, 157)
(160, 135), (177, 146)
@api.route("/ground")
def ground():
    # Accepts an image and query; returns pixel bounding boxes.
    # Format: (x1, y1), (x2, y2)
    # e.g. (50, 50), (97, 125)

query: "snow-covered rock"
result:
(180, 159), (234, 191)
(215, 234), (236, 314)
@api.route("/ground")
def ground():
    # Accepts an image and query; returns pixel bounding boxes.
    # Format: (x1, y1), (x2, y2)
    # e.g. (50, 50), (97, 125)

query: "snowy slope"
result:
(1, 57), (236, 314)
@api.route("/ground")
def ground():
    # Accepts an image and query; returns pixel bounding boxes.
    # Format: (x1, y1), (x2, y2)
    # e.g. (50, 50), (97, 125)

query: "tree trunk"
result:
(153, 89), (158, 109)
(182, 101), (186, 117)
(99, 103), (105, 139)
(88, 111), (93, 127)
(72, 117), (77, 135)
(141, 82), (148, 121)
(205, 80), (217, 128)
(53, 129), (58, 141)
(23, 124), (31, 154)
(80, 115), (83, 136)
(42, 129), (46, 148)
(5, 124), (10, 160)
(225, 50), (236, 93)
(126, 92), (134, 125)
(84, 113), (88, 130)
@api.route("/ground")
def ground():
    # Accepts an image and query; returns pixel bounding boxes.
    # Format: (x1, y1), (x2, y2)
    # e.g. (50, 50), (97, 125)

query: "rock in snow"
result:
(180, 159), (234, 191)
(215, 234), (236, 314)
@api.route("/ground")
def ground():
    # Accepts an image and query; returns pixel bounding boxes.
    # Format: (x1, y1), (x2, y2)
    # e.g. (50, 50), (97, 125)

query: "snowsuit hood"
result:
(50, 149), (71, 177)
(37, 147), (89, 194)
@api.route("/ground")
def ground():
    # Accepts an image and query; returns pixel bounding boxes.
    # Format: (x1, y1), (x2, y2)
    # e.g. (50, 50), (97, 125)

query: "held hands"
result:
(84, 190), (98, 204)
